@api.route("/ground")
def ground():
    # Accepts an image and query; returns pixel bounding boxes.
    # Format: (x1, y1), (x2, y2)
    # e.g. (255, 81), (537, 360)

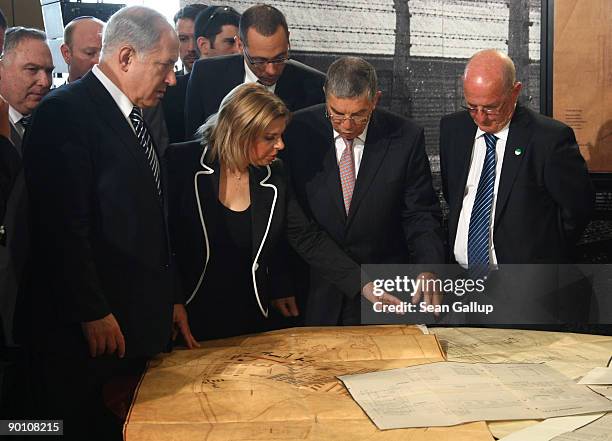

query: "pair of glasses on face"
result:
(461, 89), (514, 116)
(325, 109), (370, 125)
(243, 46), (290, 67)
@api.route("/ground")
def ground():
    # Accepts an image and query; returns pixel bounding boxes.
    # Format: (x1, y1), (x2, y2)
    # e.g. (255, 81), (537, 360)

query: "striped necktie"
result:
(339, 137), (355, 215)
(129, 106), (162, 198)
(467, 133), (498, 272)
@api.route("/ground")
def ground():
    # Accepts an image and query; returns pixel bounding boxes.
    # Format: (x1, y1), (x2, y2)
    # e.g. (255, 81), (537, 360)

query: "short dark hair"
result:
(238, 4), (288, 47)
(325, 56), (378, 100)
(0, 9), (7, 30)
(194, 6), (240, 49)
(3, 27), (46, 56)
(173, 4), (208, 25)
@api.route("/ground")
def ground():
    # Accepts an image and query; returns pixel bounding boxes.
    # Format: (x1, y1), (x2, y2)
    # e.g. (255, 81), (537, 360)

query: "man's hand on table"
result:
(81, 313), (126, 358)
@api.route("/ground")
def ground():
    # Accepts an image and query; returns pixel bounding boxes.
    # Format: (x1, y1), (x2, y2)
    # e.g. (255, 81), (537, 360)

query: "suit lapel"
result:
(9, 124), (22, 156)
(494, 105), (531, 225)
(274, 62), (296, 109)
(249, 165), (275, 259)
(314, 115), (347, 220)
(346, 112), (390, 227)
(83, 72), (162, 206)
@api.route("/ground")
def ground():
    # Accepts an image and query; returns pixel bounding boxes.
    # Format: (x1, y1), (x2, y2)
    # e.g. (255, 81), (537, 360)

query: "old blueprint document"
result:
(339, 362), (612, 429)
(124, 325), (494, 441)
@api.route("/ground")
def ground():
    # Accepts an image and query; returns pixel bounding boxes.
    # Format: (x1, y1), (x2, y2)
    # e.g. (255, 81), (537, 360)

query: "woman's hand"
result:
(271, 296), (300, 317)
(173, 304), (200, 349)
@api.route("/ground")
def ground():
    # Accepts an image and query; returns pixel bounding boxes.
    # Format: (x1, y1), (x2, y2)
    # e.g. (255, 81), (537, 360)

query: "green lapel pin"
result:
(514, 148), (523, 156)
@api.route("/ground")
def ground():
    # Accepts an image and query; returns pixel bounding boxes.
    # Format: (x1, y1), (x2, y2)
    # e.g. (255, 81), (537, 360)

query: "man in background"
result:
(174, 3), (207, 75)
(185, 3), (325, 138)
(60, 16), (104, 84)
(0, 26), (53, 346)
(194, 5), (240, 59)
(163, 5), (240, 143)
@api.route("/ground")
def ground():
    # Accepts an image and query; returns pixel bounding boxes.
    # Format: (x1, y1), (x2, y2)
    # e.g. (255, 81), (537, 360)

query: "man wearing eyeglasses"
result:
(439, 49), (594, 325)
(184, 4), (325, 139)
(282, 57), (445, 325)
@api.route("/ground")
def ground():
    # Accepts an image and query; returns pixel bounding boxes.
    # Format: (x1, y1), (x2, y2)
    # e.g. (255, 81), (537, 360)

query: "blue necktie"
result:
(467, 133), (498, 272)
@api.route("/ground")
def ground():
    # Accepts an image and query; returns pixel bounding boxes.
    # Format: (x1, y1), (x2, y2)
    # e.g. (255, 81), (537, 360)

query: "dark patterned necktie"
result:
(467, 133), (498, 272)
(19, 115), (32, 130)
(129, 106), (162, 198)
(339, 138), (355, 215)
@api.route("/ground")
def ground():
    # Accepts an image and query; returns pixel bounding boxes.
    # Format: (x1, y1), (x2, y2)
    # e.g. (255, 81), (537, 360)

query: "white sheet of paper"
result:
(579, 367), (612, 385)
(338, 362), (612, 429)
(551, 413), (612, 440)
(498, 413), (605, 441)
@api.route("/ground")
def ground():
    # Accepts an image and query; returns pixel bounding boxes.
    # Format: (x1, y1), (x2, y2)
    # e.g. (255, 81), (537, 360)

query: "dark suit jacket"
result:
(161, 73), (190, 144)
(166, 141), (362, 319)
(21, 72), (176, 358)
(283, 105), (445, 325)
(440, 104), (594, 264)
(184, 54), (325, 139)
(0, 133), (22, 344)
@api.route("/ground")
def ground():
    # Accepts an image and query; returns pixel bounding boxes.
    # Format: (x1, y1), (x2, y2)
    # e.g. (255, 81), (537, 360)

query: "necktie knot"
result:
(19, 115), (32, 129)
(483, 133), (498, 152)
(130, 106), (144, 122)
(343, 138), (354, 149)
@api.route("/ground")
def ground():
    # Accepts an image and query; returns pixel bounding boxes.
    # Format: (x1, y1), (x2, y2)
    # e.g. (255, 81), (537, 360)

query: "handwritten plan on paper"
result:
(338, 362), (612, 429)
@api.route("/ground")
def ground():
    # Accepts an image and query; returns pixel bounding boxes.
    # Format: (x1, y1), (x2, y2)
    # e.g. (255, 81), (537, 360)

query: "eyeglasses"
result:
(461, 90), (513, 116)
(243, 46), (290, 67)
(326, 109), (371, 125)
(460, 103), (505, 116)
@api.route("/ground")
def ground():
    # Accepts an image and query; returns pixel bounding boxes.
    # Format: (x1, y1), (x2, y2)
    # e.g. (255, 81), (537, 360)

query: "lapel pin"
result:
(514, 148), (523, 156)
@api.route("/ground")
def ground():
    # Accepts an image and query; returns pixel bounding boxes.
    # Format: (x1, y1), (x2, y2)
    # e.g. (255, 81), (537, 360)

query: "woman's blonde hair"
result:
(198, 83), (290, 171)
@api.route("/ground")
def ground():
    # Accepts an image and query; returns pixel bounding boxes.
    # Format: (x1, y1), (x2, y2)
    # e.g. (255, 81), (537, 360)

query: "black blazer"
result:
(0, 133), (22, 344)
(283, 105), (445, 324)
(161, 72), (190, 143)
(21, 72), (176, 357)
(440, 104), (594, 264)
(166, 141), (362, 318)
(184, 54), (325, 139)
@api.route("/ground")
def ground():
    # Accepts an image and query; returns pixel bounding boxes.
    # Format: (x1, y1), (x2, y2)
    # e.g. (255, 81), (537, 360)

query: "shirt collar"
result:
(475, 121), (511, 142)
(92, 64), (135, 119)
(7, 105), (24, 126)
(333, 121), (370, 145)
(243, 59), (276, 93)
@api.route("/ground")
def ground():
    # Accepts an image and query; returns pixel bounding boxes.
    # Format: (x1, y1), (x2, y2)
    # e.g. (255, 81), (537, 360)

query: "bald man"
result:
(60, 16), (104, 83)
(439, 49), (594, 324)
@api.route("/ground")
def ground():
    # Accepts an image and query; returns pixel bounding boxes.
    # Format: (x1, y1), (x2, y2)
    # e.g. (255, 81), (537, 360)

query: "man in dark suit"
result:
(0, 27), (53, 346)
(184, 4), (325, 139)
(22, 7), (196, 440)
(163, 6), (240, 143)
(439, 49), (594, 324)
(283, 57), (445, 325)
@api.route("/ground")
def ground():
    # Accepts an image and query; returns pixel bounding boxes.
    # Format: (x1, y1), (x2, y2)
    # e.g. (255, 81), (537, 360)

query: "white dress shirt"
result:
(454, 124), (510, 267)
(333, 123), (369, 178)
(243, 60), (276, 93)
(92, 65), (137, 134)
